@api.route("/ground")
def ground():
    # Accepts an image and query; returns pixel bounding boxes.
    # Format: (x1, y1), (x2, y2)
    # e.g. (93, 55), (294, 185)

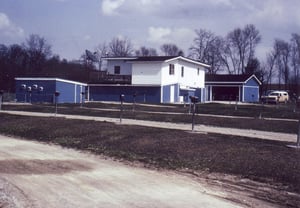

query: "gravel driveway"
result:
(0, 135), (242, 208)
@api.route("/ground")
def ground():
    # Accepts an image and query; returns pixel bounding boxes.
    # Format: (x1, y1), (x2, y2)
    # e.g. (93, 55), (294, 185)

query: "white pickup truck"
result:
(261, 91), (289, 104)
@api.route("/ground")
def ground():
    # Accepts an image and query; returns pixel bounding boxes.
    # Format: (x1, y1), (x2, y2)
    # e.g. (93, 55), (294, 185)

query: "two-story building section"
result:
(88, 56), (210, 103)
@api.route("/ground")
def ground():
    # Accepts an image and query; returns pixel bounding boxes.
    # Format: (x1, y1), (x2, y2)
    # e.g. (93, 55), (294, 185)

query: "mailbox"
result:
(120, 94), (125, 102)
(54, 91), (60, 97)
(189, 96), (199, 103)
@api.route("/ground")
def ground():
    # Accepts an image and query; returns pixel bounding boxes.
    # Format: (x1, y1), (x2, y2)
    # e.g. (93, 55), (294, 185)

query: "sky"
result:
(1, 0), (300, 61)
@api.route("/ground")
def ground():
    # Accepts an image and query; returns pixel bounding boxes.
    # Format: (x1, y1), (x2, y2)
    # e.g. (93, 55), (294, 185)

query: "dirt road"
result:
(0, 135), (246, 208)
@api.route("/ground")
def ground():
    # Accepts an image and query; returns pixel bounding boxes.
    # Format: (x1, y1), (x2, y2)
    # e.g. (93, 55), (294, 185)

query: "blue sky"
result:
(1, 0), (300, 61)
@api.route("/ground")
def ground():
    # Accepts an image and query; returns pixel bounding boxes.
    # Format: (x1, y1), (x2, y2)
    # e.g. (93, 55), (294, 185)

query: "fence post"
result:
(0, 90), (3, 110)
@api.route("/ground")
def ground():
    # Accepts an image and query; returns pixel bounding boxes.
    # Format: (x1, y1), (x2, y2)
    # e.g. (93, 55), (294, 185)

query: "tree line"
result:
(1, 24), (300, 95)
(0, 34), (90, 92)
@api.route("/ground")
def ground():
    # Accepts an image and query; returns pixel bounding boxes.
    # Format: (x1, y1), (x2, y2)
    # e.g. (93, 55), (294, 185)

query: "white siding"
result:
(131, 63), (162, 85)
(107, 60), (132, 75)
(160, 62), (177, 86)
(161, 60), (205, 88)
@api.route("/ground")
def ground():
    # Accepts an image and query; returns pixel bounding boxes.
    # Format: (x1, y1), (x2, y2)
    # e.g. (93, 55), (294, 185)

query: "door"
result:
(170, 85), (174, 103)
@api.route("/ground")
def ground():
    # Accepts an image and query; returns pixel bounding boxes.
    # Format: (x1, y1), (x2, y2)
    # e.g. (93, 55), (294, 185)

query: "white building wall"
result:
(131, 63), (162, 85)
(160, 62), (178, 86)
(107, 60), (132, 75)
(161, 60), (205, 88)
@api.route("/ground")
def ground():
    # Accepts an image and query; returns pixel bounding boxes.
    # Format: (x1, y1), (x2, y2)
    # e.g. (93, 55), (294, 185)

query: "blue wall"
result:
(15, 79), (86, 104)
(162, 85), (171, 103)
(56, 81), (85, 103)
(16, 80), (56, 103)
(244, 87), (259, 102)
(89, 85), (161, 103)
(243, 77), (260, 102)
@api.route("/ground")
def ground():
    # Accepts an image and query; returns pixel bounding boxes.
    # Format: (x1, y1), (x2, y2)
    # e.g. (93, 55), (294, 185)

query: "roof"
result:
(130, 56), (177, 62)
(128, 56), (211, 68)
(102, 57), (137, 61)
(205, 74), (262, 85)
(15, 77), (87, 86)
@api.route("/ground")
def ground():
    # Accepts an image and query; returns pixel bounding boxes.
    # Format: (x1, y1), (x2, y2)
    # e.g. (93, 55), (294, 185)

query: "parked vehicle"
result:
(261, 91), (289, 104)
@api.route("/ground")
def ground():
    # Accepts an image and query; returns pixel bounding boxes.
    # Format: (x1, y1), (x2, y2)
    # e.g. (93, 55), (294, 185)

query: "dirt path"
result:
(0, 135), (247, 208)
(1, 110), (297, 143)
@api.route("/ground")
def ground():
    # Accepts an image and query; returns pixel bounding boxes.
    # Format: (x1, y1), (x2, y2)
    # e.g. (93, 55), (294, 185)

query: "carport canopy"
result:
(205, 74), (261, 102)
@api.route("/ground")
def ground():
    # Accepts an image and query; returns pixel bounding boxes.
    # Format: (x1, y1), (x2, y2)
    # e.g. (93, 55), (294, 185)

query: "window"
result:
(114, 66), (120, 74)
(169, 64), (175, 75)
(197, 68), (200, 75)
(181, 66), (184, 77)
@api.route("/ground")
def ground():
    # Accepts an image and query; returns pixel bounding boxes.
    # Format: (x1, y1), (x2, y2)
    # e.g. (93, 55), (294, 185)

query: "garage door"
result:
(212, 86), (239, 101)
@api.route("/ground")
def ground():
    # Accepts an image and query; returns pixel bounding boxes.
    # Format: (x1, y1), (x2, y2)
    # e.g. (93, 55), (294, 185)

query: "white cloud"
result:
(83, 35), (91, 41)
(147, 27), (171, 43)
(206, 0), (232, 6)
(101, 0), (162, 16)
(147, 27), (194, 44)
(0, 13), (24, 38)
(101, 0), (125, 16)
(0, 13), (13, 30)
(140, 0), (160, 5)
(147, 26), (195, 53)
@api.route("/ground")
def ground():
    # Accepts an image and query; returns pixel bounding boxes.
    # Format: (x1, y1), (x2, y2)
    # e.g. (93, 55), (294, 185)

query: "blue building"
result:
(205, 74), (261, 102)
(15, 78), (87, 104)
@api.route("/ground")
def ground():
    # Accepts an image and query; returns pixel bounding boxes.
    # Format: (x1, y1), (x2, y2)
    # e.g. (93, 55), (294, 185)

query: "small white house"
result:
(88, 56), (210, 103)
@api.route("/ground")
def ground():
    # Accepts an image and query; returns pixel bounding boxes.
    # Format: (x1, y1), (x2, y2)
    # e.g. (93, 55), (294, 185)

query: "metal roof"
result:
(15, 77), (87, 86)
(127, 56), (210, 68)
(205, 74), (261, 85)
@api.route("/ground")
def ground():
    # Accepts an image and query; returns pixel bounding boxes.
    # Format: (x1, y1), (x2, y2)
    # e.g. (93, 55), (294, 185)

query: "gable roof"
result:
(128, 56), (211, 68)
(205, 74), (261, 85)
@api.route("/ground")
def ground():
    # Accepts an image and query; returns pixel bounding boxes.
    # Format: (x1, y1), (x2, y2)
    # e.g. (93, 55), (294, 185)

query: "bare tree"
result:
(135, 46), (157, 56)
(243, 24), (261, 62)
(160, 44), (184, 56)
(225, 24), (261, 74)
(108, 37), (133, 57)
(23, 34), (52, 74)
(273, 39), (290, 89)
(290, 33), (300, 94)
(95, 42), (109, 70)
(189, 29), (225, 74)
(262, 51), (278, 90)
(245, 57), (260, 75)
(8, 44), (28, 76)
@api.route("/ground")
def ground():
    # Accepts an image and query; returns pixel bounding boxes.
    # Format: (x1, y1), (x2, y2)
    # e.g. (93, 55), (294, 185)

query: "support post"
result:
(120, 94), (125, 123)
(189, 96), (199, 132)
(192, 103), (196, 131)
(132, 93), (136, 112)
(297, 119), (300, 147)
(0, 90), (3, 111)
(81, 92), (85, 108)
(54, 91), (60, 116)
